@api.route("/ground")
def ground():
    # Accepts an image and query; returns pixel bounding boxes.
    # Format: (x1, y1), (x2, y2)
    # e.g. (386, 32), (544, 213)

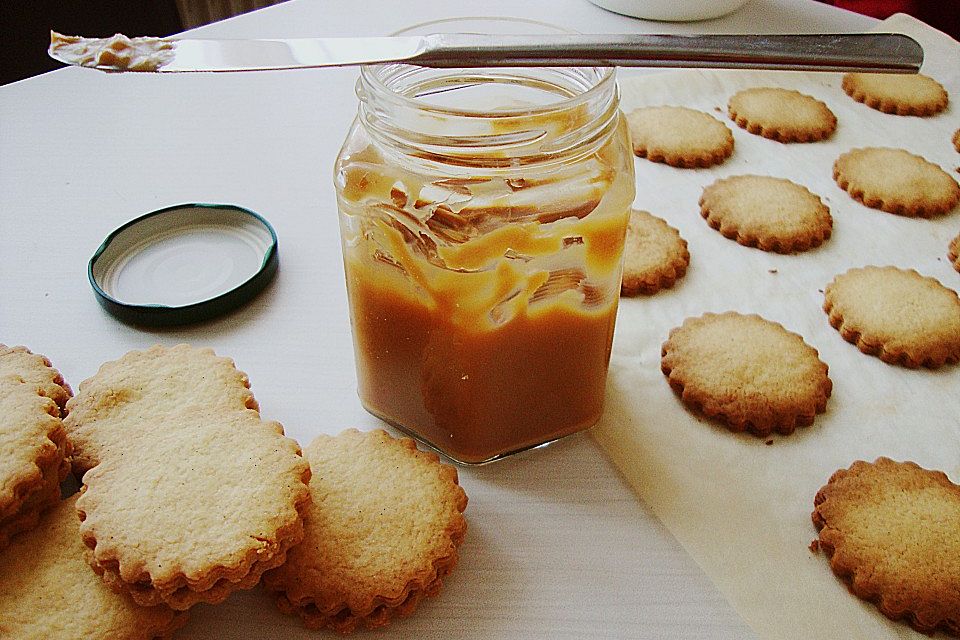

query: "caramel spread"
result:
(338, 112), (634, 463)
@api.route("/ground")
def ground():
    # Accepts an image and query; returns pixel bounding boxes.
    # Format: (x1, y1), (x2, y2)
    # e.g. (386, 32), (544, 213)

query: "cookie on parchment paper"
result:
(699, 175), (832, 253)
(950, 232), (960, 273)
(727, 87), (836, 143)
(954, 129), (960, 153)
(263, 428), (468, 634)
(812, 457), (960, 637)
(0, 345), (72, 550)
(77, 407), (312, 610)
(63, 343), (258, 476)
(626, 106), (734, 168)
(660, 312), (832, 437)
(0, 495), (188, 640)
(841, 72), (949, 117)
(621, 209), (690, 296)
(833, 147), (960, 218)
(823, 266), (960, 368)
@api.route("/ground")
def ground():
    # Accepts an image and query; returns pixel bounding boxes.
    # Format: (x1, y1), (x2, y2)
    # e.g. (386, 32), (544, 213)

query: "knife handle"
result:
(415, 33), (923, 73)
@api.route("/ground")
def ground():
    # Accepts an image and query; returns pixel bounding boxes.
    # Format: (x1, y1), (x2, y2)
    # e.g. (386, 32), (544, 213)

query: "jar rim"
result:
(359, 17), (616, 119)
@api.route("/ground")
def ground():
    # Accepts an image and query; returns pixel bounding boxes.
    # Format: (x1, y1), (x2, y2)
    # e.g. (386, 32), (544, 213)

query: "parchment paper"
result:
(592, 14), (960, 640)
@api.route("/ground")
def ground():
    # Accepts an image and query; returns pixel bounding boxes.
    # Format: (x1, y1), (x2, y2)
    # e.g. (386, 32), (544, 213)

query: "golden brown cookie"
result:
(950, 232), (960, 273)
(0, 346), (72, 550)
(823, 266), (960, 368)
(626, 106), (734, 168)
(621, 209), (690, 295)
(842, 72), (949, 117)
(953, 129), (960, 153)
(78, 405), (311, 611)
(64, 343), (258, 476)
(727, 87), (836, 143)
(0, 344), (72, 415)
(263, 429), (468, 633)
(812, 458), (960, 636)
(699, 175), (832, 253)
(660, 312), (832, 436)
(0, 495), (188, 640)
(833, 147), (960, 218)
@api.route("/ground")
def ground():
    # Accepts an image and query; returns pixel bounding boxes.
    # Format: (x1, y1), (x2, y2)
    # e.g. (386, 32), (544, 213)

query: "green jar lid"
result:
(88, 203), (278, 326)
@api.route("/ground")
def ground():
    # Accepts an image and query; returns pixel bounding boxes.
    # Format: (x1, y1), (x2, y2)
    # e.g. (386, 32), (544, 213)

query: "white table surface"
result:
(0, 1), (876, 637)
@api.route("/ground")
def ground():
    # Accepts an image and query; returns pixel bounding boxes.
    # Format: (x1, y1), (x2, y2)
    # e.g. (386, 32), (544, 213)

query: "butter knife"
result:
(48, 31), (923, 73)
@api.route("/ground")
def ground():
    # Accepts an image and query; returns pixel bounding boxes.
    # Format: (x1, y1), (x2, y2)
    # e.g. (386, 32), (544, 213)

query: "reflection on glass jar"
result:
(334, 19), (635, 464)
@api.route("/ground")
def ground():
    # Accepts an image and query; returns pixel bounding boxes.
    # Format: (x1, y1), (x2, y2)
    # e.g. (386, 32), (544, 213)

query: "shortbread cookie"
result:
(660, 312), (831, 436)
(727, 87), (836, 142)
(699, 175), (832, 253)
(0, 347), (72, 549)
(0, 344), (72, 415)
(78, 405), (311, 610)
(812, 458), (960, 636)
(621, 209), (690, 295)
(842, 72), (949, 117)
(263, 429), (468, 633)
(823, 266), (960, 368)
(626, 106), (734, 168)
(64, 343), (258, 475)
(950, 232), (960, 273)
(833, 147), (960, 217)
(954, 129), (960, 153)
(0, 495), (188, 639)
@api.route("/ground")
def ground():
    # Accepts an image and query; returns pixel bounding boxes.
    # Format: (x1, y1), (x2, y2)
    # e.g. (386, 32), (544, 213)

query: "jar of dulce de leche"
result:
(335, 19), (635, 464)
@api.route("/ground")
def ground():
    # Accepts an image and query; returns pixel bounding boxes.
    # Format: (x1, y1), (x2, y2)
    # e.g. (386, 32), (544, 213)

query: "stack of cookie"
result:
(1, 344), (469, 638)
(0, 345), (72, 550)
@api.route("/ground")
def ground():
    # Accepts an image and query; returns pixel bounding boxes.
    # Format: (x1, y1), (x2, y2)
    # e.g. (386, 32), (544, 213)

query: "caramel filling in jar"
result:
(335, 41), (635, 463)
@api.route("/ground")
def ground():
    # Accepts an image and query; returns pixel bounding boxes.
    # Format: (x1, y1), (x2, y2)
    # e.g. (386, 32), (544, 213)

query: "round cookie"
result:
(626, 106), (734, 168)
(64, 343), (259, 476)
(0, 346), (72, 550)
(842, 72), (948, 117)
(660, 312), (832, 436)
(77, 406), (312, 610)
(0, 345), (72, 415)
(812, 458), (960, 636)
(954, 129), (960, 153)
(263, 429), (468, 633)
(699, 175), (831, 253)
(727, 87), (836, 143)
(833, 147), (960, 218)
(621, 209), (690, 296)
(0, 495), (188, 640)
(950, 232), (960, 273)
(823, 266), (960, 368)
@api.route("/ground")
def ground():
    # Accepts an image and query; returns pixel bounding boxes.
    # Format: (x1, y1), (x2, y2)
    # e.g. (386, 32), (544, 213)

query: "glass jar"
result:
(335, 19), (635, 464)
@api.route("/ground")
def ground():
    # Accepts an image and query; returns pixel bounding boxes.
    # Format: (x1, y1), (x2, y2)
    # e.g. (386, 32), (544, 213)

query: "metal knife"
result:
(48, 31), (923, 74)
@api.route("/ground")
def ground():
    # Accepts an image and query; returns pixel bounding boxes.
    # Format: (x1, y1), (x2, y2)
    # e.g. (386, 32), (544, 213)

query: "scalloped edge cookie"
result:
(660, 312), (832, 437)
(263, 428), (468, 633)
(699, 175), (832, 253)
(842, 72), (949, 117)
(823, 266), (960, 368)
(626, 106), (734, 168)
(833, 147), (960, 218)
(77, 405), (312, 611)
(0, 495), (188, 640)
(64, 343), (259, 476)
(812, 457), (960, 637)
(621, 209), (690, 295)
(727, 87), (836, 143)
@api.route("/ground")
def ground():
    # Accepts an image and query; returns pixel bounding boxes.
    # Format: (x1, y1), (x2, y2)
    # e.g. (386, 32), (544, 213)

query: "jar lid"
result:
(88, 203), (279, 326)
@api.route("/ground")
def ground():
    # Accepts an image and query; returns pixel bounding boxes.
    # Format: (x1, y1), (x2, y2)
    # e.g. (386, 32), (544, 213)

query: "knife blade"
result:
(48, 31), (924, 74)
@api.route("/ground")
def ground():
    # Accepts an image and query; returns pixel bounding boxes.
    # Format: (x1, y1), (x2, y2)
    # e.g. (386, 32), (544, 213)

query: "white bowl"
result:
(587, 0), (752, 22)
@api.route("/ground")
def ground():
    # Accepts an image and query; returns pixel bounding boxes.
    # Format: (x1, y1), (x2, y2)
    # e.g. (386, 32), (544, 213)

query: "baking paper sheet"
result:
(593, 14), (960, 640)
